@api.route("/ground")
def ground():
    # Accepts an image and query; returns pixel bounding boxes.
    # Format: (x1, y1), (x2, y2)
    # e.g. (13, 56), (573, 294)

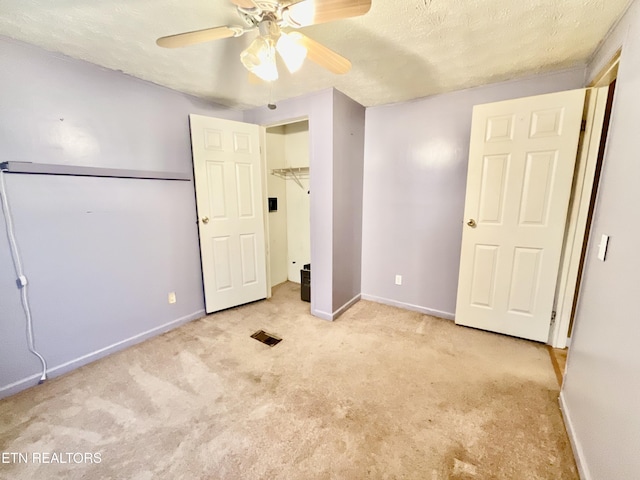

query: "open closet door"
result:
(455, 89), (585, 342)
(190, 114), (267, 313)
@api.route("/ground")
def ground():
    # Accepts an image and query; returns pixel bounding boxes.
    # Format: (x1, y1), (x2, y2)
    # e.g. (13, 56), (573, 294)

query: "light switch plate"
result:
(597, 235), (609, 261)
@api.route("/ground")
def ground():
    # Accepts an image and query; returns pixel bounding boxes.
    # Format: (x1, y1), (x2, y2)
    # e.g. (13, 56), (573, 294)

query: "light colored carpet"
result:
(0, 282), (577, 479)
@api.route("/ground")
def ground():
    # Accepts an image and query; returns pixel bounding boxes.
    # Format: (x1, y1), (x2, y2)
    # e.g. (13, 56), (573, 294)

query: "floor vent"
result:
(251, 330), (282, 347)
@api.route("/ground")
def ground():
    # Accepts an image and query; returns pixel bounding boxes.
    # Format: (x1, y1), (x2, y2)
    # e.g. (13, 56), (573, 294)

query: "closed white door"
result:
(455, 89), (585, 342)
(190, 114), (267, 313)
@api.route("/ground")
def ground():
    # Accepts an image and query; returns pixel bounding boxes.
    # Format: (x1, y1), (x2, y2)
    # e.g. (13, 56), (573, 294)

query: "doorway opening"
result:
(548, 51), (620, 384)
(264, 120), (311, 302)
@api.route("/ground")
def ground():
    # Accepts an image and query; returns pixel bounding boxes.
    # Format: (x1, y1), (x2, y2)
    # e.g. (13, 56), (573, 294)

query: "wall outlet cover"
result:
(597, 234), (609, 261)
(168, 292), (177, 304)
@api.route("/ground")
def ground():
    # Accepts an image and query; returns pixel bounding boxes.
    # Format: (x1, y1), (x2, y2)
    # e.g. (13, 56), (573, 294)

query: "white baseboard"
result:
(311, 293), (362, 321)
(311, 309), (333, 321)
(559, 391), (591, 480)
(360, 293), (455, 320)
(332, 294), (361, 320)
(0, 309), (206, 399)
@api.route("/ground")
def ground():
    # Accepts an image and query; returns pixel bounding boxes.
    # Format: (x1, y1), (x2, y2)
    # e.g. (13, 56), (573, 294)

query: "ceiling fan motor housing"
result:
(258, 17), (281, 39)
(237, 1), (283, 26)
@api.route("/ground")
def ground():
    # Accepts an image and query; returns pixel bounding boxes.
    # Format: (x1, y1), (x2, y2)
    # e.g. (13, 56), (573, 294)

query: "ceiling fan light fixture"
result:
(276, 32), (307, 73)
(240, 36), (278, 82)
(157, 0), (369, 80)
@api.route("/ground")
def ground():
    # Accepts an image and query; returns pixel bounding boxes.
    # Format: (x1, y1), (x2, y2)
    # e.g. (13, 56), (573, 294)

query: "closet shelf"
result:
(271, 167), (309, 190)
(270, 167), (309, 179)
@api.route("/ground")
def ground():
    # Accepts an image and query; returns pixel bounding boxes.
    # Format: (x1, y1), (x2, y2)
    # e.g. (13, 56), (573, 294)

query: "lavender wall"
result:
(561, 1), (640, 478)
(0, 37), (240, 397)
(332, 90), (365, 312)
(243, 90), (335, 319)
(360, 67), (586, 318)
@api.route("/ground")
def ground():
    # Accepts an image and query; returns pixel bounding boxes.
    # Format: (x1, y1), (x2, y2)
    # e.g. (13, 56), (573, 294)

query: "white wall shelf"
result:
(0, 161), (191, 181)
(271, 167), (309, 189)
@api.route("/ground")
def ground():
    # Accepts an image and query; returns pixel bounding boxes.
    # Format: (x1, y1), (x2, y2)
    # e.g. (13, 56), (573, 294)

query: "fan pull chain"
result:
(267, 83), (277, 110)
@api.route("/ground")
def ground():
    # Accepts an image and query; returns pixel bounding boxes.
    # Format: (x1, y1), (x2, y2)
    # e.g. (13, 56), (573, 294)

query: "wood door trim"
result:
(589, 49), (621, 88)
(547, 345), (565, 387)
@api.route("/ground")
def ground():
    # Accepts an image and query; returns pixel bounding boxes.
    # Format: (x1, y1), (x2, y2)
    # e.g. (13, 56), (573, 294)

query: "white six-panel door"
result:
(190, 114), (267, 313)
(455, 89), (586, 342)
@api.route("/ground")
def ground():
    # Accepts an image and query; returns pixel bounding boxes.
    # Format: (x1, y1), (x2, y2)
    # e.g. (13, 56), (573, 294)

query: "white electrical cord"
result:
(0, 168), (48, 383)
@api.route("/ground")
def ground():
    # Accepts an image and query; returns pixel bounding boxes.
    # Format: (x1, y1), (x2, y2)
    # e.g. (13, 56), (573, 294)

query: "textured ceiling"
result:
(0, 0), (632, 108)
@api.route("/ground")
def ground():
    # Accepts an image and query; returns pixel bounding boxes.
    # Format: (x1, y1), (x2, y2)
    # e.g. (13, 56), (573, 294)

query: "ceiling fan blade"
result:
(298, 33), (351, 74)
(229, 0), (256, 8)
(156, 26), (237, 49)
(283, 0), (371, 27)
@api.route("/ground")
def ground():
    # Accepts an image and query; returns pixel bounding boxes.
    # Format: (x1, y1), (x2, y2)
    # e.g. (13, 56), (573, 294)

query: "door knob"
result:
(467, 219), (477, 228)
(201, 216), (209, 224)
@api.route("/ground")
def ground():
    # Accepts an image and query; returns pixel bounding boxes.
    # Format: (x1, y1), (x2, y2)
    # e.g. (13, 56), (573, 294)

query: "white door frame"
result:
(549, 52), (619, 348)
(259, 125), (272, 299)
(549, 87), (609, 347)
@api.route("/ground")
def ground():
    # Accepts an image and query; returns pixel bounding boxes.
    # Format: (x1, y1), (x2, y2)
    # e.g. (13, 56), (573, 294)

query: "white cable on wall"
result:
(0, 168), (48, 383)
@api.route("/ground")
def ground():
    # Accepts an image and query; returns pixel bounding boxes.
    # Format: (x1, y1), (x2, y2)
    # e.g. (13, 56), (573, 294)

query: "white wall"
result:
(360, 67), (586, 318)
(285, 121), (311, 168)
(561, 1), (640, 479)
(284, 121), (310, 283)
(265, 126), (288, 287)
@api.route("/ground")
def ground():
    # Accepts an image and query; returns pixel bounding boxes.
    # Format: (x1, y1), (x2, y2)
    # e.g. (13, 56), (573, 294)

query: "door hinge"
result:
(580, 119), (587, 132)
(551, 310), (557, 325)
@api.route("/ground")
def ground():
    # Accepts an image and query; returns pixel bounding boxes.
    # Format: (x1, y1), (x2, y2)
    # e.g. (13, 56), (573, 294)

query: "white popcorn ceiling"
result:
(0, 0), (632, 108)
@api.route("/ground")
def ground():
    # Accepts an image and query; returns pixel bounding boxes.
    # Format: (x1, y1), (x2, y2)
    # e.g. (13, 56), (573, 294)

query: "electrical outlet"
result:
(168, 292), (177, 304)
(395, 275), (402, 286)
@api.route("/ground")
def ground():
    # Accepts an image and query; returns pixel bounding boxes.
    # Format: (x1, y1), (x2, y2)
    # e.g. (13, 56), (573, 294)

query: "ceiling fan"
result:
(156, 0), (371, 82)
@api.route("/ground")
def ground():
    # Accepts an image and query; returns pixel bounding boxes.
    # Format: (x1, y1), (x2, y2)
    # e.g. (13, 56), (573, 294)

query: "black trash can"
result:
(300, 264), (311, 302)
